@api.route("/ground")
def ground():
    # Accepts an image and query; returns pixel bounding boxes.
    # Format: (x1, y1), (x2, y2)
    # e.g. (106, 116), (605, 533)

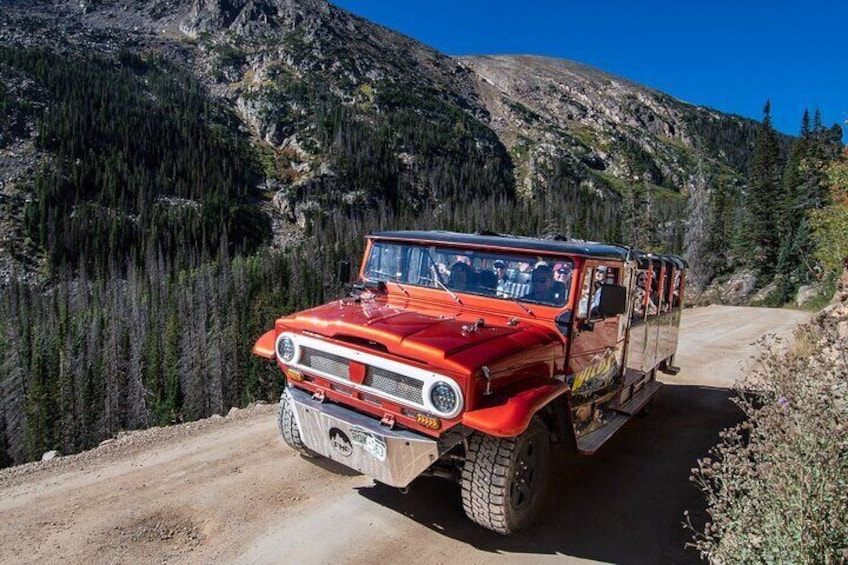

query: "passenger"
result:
(634, 272), (657, 316)
(554, 263), (572, 283)
(649, 272), (661, 315)
(494, 260), (507, 282)
(590, 267), (607, 315)
(662, 272), (673, 312)
(448, 262), (472, 290)
(524, 263), (560, 304)
(477, 270), (498, 294)
(633, 272), (647, 318)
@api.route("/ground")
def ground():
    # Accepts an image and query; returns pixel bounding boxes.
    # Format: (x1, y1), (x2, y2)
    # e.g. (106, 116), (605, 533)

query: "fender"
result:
(253, 329), (277, 359)
(462, 380), (570, 438)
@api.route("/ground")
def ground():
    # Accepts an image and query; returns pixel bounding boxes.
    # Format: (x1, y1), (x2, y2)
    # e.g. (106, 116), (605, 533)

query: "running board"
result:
(615, 380), (663, 415)
(576, 413), (630, 455)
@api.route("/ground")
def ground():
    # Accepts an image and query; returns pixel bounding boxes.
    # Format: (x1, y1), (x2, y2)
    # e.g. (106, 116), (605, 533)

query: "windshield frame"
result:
(362, 240), (575, 308)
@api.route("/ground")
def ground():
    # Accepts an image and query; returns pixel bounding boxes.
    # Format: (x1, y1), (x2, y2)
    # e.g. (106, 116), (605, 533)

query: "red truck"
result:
(253, 230), (687, 534)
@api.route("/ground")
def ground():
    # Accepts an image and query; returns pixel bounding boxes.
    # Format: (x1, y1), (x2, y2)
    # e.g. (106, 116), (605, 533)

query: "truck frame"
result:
(253, 230), (687, 534)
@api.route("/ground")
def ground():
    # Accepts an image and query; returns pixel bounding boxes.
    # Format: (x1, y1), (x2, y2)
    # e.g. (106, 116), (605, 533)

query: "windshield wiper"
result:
(390, 279), (409, 296)
(367, 269), (409, 296)
(512, 296), (534, 316)
(430, 264), (462, 304)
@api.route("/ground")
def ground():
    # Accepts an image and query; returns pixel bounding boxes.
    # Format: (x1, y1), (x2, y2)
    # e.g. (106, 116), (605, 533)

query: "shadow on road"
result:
(355, 384), (742, 564)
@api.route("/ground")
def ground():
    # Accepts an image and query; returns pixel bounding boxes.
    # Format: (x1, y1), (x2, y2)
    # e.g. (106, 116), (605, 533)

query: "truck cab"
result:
(254, 231), (686, 534)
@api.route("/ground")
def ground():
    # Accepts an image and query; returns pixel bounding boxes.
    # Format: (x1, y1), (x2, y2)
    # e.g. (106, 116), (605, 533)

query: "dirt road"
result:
(0, 306), (811, 565)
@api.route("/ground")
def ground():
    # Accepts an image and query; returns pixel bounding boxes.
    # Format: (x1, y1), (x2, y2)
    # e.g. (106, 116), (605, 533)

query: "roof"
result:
(635, 251), (690, 269)
(369, 230), (633, 261)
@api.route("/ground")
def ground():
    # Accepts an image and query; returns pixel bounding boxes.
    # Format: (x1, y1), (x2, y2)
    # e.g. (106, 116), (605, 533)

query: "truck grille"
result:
(364, 367), (423, 404)
(299, 347), (423, 405)
(301, 348), (350, 380)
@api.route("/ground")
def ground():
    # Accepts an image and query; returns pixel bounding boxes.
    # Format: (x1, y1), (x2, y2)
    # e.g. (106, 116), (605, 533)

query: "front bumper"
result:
(286, 386), (440, 487)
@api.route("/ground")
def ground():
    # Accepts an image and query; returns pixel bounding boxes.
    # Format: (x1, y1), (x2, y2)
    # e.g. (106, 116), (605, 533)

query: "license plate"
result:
(349, 427), (387, 462)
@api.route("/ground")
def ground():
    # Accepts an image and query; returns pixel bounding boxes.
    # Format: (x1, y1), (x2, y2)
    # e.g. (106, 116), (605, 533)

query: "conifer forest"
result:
(0, 46), (843, 467)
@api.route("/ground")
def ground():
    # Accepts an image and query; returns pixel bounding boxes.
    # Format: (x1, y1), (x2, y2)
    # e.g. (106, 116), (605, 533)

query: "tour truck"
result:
(253, 231), (687, 534)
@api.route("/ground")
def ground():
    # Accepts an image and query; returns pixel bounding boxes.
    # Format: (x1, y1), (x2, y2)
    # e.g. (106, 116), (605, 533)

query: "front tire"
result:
(461, 420), (551, 534)
(278, 390), (317, 457)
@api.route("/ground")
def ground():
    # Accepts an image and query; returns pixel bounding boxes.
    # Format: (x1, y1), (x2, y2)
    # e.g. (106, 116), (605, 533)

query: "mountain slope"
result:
(0, 0), (785, 277)
(463, 54), (762, 197)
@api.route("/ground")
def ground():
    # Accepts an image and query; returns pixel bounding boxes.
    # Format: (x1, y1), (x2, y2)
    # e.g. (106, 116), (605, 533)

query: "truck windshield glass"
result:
(364, 241), (574, 307)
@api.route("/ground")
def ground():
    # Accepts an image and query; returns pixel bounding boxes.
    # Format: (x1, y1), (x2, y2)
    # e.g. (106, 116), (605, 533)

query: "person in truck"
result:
(634, 271), (657, 317)
(523, 263), (564, 304)
(493, 260), (507, 281)
(448, 261), (473, 290)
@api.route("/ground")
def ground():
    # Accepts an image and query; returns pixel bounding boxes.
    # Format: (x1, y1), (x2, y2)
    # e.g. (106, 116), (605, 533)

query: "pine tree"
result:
(741, 101), (783, 277)
(776, 110), (844, 301)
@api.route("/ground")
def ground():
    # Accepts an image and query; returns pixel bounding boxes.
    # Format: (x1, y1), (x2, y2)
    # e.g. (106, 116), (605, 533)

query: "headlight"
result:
(430, 382), (458, 415)
(276, 334), (296, 363)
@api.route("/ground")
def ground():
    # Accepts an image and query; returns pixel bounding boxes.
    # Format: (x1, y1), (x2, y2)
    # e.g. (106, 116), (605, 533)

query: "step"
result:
(614, 380), (663, 415)
(576, 412), (630, 455)
(622, 368), (646, 386)
(660, 364), (681, 375)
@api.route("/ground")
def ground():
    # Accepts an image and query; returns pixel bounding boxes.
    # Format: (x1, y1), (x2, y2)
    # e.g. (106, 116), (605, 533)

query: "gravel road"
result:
(0, 305), (811, 565)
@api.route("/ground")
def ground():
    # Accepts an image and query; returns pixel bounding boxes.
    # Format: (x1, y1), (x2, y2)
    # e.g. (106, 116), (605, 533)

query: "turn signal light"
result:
(286, 368), (304, 382)
(416, 413), (441, 430)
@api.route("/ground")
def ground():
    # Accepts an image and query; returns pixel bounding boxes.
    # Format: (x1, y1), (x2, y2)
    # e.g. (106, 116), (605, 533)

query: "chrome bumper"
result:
(286, 387), (439, 488)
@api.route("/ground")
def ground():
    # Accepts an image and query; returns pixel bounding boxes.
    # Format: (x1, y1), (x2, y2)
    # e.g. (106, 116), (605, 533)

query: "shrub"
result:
(687, 297), (848, 563)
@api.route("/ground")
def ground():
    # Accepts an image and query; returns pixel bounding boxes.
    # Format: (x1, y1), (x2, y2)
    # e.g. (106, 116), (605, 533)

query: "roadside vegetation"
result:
(688, 149), (848, 563)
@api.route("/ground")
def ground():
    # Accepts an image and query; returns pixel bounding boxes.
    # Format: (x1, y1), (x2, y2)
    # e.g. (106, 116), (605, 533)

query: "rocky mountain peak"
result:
(0, 0), (778, 282)
(179, 0), (329, 39)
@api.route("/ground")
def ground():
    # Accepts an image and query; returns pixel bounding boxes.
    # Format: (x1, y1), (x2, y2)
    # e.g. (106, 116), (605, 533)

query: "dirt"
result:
(0, 305), (811, 565)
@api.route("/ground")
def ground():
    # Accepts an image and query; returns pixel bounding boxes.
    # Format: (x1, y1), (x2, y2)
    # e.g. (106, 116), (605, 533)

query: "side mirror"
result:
(597, 284), (627, 317)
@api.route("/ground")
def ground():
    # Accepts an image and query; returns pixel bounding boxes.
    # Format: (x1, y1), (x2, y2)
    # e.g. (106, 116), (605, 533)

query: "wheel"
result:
(278, 390), (317, 457)
(460, 420), (551, 534)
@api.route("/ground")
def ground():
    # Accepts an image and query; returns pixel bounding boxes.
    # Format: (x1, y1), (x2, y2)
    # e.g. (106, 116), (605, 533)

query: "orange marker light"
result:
(416, 413), (441, 430)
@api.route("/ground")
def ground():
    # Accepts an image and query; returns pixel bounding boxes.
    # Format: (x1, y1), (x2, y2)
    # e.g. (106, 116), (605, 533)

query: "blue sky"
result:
(331, 0), (847, 142)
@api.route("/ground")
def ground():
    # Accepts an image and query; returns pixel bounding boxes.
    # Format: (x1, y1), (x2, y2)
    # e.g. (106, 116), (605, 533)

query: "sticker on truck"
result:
(350, 427), (387, 461)
(569, 348), (619, 398)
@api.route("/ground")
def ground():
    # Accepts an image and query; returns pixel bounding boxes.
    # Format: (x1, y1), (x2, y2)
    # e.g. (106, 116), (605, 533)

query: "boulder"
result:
(751, 279), (780, 304)
(699, 271), (757, 305)
(795, 284), (821, 307)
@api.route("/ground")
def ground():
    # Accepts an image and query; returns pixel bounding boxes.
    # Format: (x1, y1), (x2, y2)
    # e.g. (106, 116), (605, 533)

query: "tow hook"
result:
(399, 486), (410, 495)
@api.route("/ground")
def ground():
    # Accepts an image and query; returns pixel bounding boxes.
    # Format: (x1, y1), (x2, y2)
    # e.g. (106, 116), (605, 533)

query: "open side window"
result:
(671, 269), (684, 309)
(632, 269), (649, 321)
(577, 264), (622, 320)
(661, 261), (674, 312)
(648, 261), (662, 317)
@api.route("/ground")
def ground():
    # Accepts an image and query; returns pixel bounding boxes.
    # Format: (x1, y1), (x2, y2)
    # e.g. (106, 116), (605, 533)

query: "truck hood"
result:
(281, 298), (563, 375)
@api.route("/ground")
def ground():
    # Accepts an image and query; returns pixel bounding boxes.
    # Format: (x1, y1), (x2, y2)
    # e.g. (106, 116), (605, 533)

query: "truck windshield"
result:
(363, 241), (574, 307)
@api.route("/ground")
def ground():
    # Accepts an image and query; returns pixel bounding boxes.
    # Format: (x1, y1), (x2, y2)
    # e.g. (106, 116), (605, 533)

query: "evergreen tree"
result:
(740, 101), (783, 276)
(775, 110), (844, 301)
(810, 147), (848, 279)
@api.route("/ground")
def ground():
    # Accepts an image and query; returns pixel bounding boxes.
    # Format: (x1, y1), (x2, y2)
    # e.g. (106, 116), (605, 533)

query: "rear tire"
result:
(460, 420), (550, 534)
(278, 390), (317, 457)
